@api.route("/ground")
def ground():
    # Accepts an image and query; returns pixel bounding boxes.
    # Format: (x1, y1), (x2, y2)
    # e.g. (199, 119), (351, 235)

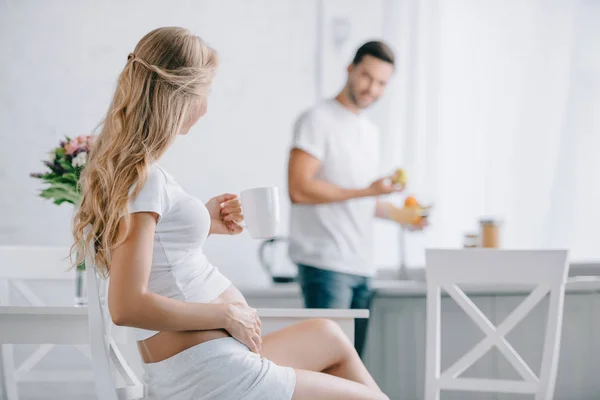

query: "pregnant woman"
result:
(72, 26), (388, 400)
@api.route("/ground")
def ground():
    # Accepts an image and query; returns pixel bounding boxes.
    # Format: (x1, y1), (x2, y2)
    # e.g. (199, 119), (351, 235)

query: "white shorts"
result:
(142, 337), (296, 400)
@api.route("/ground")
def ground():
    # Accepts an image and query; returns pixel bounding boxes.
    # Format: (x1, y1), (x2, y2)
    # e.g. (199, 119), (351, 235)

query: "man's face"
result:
(347, 55), (394, 109)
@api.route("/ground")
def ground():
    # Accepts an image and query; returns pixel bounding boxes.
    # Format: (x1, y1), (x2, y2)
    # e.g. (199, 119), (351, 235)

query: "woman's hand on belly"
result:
(223, 302), (262, 354)
(209, 285), (261, 353)
(138, 285), (254, 363)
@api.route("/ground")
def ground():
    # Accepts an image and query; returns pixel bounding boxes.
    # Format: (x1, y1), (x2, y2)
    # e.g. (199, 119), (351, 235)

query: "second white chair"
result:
(424, 249), (569, 400)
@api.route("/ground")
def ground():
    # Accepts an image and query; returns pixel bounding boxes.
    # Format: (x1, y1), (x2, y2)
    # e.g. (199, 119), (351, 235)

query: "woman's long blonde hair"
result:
(72, 27), (218, 276)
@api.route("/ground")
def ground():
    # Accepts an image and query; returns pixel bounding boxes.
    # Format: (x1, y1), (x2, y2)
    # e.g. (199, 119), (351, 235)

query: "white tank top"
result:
(127, 164), (232, 341)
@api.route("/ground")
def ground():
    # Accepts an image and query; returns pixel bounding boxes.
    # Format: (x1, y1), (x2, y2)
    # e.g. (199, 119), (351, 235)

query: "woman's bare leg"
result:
(260, 318), (385, 397)
(292, 369), (388, 400)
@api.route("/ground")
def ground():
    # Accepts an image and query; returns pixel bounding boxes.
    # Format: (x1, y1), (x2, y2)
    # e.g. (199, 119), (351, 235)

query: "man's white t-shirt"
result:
(289, 99), (381, 277)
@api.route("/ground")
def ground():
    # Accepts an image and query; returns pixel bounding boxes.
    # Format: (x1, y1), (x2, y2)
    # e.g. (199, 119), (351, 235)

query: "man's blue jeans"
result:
(297, 264), (373, 357)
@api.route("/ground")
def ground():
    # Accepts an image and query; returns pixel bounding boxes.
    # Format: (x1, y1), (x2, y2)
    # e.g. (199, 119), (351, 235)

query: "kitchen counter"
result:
(240, 275), (600, 298)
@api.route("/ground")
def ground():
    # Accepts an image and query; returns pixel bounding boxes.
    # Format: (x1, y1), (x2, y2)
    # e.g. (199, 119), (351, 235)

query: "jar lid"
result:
(479, 218), (502, 225)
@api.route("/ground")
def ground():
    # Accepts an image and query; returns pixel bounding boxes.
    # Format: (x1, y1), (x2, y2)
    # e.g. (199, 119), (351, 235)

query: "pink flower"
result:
(76, 135), (88, 145)
(65, 140), (79, 156)
(84, 135), (96, 152)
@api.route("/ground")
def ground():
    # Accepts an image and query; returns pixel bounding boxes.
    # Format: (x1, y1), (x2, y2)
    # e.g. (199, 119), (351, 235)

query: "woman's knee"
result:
(309, 318), (354, 349)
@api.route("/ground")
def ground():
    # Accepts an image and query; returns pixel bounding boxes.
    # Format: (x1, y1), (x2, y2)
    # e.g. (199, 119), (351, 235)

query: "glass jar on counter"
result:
(463, 232), (480, 248)
(480, 219), (502, 248)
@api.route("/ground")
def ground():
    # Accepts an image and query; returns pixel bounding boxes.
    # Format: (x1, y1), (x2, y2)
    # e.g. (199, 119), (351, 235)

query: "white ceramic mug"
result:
(239, 186), (280, 239)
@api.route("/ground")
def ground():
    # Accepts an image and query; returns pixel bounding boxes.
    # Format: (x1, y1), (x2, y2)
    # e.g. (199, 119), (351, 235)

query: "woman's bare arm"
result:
(107, 212), (227, 331)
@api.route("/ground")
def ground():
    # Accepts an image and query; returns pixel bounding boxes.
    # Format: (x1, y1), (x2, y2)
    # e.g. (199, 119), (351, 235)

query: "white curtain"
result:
(385, 0), (600, 267)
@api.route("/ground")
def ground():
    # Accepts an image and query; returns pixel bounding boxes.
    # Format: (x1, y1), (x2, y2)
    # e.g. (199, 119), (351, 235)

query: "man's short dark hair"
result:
(352, 41), (395, 66)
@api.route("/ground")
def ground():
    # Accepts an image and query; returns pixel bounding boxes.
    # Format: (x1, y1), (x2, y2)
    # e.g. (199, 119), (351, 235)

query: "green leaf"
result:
(57, 173), (78, 185)
(38, 176), (65, 185)
(53, 198), (75, 206)
(45, 182), (77, 192)
(32, 172), (52, 180)
(39, 183), (81, 205)
(58, 158), (70, 168)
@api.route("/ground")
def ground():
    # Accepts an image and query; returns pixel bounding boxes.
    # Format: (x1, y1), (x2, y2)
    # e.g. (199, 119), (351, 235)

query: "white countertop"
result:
(0, 306), (369, 319)
(239, 276), (600, 297)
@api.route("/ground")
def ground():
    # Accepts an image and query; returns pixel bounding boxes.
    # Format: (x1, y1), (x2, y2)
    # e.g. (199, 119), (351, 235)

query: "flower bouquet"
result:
(30, 135), (94, 305)
(30, 135), (94, 206)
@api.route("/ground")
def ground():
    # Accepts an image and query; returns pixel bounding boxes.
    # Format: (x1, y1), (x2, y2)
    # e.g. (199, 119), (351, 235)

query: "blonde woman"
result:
(72, 27), (388, 400)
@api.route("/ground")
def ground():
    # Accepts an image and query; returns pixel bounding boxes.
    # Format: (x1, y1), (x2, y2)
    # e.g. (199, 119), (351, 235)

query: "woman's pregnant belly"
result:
(138, 285), (247, 364)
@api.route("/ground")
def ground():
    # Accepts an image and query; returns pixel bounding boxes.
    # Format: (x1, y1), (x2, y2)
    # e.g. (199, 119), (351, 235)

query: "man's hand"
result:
(406, 215), (429, 231)
(377, 201), (430, 230)
(367, 176), (404, 196)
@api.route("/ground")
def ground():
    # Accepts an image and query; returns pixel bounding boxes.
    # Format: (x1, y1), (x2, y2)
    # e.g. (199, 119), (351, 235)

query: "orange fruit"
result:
(404, 196), (419, 208)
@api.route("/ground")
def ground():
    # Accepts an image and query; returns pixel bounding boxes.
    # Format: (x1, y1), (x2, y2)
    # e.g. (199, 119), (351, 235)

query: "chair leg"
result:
(425, 284), (441, 400)
(0, 280), (18, 400)
(1, 344), (19, 400)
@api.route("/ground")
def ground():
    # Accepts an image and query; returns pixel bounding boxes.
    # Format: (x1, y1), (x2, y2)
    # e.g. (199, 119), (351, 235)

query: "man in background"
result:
(287, 41), (427, 356)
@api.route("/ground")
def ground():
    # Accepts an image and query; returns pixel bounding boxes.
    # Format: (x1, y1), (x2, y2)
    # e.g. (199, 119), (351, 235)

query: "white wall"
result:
(385, 0), (600, 267)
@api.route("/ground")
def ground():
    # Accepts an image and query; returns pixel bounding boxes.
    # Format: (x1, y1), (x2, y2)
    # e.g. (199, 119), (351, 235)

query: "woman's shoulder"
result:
(139, 163), (168, 189)
(129, 163), (173, 199)
(128, 163), (173, 217)
(152, 163), (179, 183)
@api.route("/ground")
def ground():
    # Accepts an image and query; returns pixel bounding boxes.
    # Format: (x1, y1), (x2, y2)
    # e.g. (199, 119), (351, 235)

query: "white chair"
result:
(0, 246), (91, 400)
(424, 249), (569, 400)
(85, 244), (144, 400)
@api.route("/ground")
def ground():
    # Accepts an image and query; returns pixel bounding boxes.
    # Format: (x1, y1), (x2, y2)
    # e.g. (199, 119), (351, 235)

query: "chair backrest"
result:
(424, 249), (569, 400)
(85, 241), (143, 400)
(0, 245), (74, 307)
(0, 246), (87, 400)
(0, 246), (73, 280)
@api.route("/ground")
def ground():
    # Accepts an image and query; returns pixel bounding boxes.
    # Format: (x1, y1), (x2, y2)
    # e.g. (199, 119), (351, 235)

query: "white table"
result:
(0, 306), (88, 345)
(0, 306), (368, 344)
(0, 305), (368, 398)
